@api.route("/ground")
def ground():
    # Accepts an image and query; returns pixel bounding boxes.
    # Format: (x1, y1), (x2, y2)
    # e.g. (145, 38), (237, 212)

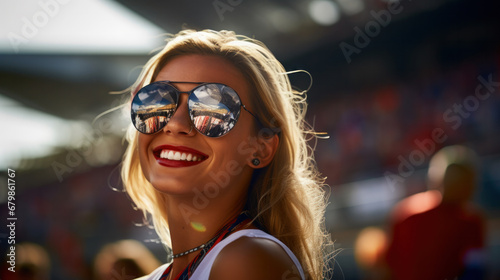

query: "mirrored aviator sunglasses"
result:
(131, 81), (265, 137)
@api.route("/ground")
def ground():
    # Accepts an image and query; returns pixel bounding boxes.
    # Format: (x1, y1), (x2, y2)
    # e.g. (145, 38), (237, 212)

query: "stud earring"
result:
(251, 158), (260, 166)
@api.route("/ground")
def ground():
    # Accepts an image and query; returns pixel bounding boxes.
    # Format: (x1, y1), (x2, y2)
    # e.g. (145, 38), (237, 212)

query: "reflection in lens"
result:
(189, 84), (241, 137)
(195, 84), (222, 105)
(192, 115), (227, 137)
(131, 83), (178, 134)
(142, 114), (169, 134)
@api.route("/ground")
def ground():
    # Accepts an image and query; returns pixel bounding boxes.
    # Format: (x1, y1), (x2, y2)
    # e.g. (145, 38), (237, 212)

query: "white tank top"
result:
(139, 229), (305, 280)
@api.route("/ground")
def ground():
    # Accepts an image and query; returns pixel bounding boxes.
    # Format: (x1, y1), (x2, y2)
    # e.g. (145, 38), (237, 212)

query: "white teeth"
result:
(174, 152), (181, 160)
(159, 149), (203, 161)
(167, 151), (174, 160)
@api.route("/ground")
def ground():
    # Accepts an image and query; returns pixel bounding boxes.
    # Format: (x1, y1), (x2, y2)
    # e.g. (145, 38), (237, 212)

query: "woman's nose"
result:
(162, 93), (194, 136)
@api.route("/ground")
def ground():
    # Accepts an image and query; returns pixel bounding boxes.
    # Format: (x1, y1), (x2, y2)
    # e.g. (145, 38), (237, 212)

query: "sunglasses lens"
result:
(188, 84), (242, 137)
(131, 82), (178, 134)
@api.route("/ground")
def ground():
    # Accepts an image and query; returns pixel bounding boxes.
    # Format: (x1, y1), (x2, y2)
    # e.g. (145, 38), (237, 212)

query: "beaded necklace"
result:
(172, 235), (215, 259)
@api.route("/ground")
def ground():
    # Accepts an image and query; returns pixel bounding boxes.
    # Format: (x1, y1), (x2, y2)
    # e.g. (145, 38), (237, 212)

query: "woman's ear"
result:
(248, 134), (279, 168)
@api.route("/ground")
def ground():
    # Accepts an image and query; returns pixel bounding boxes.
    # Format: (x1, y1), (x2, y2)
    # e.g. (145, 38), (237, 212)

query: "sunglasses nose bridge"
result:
(161, 92), (193, 135)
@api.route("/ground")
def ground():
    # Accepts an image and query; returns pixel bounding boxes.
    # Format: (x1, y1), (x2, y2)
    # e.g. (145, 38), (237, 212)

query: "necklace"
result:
(172, 236), (216, 258)
(172, 212), (248, 259)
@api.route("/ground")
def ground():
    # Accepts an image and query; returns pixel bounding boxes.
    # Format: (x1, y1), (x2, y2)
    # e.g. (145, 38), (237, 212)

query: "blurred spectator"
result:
(385, 145), (486, 280)
(354, 227), (388, 280)
(1, 242), (51, 280)
(93, 239), (161, 280)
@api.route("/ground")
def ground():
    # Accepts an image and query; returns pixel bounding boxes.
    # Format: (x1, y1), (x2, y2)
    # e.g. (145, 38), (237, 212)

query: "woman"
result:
(121, 29), (332, 280)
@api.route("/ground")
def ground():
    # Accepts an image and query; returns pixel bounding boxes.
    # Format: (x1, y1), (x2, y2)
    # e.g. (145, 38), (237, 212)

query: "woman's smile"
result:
(153, 145), (208, 168)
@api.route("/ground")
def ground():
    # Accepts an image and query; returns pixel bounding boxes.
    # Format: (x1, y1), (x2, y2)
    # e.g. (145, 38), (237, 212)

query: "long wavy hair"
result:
(121, 29), (333, 279)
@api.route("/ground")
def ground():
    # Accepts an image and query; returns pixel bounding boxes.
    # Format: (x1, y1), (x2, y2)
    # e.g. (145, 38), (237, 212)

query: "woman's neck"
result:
(162, 191), (247, 273)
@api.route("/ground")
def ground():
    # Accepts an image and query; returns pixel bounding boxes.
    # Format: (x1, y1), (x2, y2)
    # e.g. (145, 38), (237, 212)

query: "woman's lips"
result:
(152, 145), (208, 168)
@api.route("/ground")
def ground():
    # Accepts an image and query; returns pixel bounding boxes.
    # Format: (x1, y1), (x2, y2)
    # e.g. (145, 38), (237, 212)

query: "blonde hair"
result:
(121, 29), (333, 279)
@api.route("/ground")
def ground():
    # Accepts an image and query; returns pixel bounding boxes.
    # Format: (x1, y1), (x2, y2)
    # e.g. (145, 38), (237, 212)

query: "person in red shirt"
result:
(386, 145), (485, 280)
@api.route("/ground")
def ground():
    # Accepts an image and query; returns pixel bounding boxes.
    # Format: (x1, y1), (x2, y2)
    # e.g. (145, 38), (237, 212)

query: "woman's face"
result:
(138, 54), (258, 197)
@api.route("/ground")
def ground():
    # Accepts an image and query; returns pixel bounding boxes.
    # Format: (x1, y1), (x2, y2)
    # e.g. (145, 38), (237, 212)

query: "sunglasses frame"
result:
(131, 80), (277, 137)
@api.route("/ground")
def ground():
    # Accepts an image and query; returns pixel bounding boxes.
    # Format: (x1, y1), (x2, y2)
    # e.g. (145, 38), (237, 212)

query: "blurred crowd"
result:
(0, 165), (162, 279)
(312, 52), (500, 186)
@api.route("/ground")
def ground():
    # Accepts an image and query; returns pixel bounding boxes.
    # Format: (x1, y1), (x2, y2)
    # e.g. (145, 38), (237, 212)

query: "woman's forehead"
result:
(155, 55), (248, 88)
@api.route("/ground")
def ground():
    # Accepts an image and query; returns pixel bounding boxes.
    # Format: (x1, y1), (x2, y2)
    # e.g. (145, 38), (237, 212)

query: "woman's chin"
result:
(148, 178), (201, 197)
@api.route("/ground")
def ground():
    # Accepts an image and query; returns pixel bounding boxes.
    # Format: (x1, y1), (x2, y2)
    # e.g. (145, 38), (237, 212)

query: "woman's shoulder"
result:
(136, 230), (306, 280)
(208, 229), (304, 280)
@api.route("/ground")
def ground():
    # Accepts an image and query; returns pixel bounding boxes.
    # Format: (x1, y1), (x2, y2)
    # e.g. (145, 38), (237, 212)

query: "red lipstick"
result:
(153, 145), (208, 168)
